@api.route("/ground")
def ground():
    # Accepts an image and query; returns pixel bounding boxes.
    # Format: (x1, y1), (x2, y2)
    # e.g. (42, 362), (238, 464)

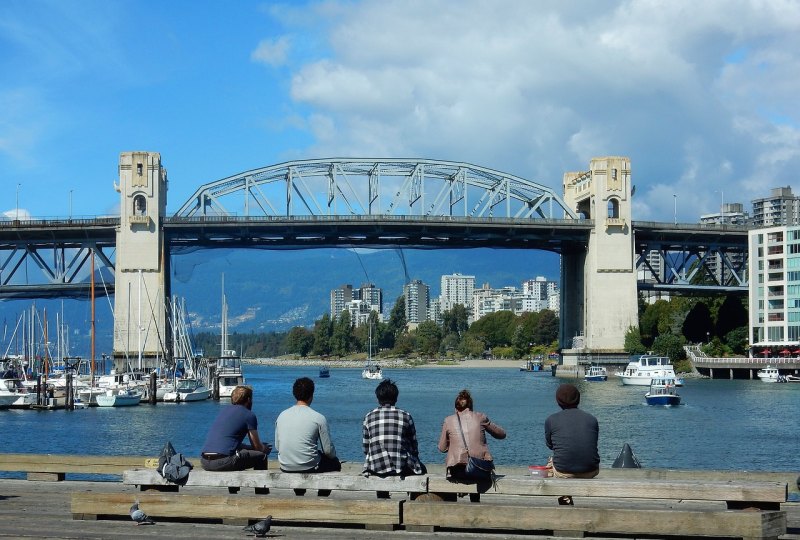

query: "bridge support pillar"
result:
(559, 157), (638, 368)
(112, 152), (169, 372)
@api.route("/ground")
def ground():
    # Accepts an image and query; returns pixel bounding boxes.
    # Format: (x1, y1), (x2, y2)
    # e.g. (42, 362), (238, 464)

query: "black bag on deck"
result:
(157, 441), (193, 484)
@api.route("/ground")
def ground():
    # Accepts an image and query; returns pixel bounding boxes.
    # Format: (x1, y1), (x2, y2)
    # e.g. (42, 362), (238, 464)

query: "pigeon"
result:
(129, 501), (155, 525)
(243, 515), (272, 537)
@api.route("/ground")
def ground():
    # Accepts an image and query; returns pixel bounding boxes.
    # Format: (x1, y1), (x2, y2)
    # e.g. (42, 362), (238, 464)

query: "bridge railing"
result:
(0, 217), (119, 228)
(164, 214), (592, 227)
(692, 356), (800, 366)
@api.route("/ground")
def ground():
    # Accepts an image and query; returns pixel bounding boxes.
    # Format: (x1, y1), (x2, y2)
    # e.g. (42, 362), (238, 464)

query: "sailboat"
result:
(361, 321), (382, 380)
(216, 275), (245, 398)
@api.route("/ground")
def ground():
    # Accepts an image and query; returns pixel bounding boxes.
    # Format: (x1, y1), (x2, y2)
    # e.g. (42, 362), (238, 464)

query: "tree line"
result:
(194, 295), (560, 360)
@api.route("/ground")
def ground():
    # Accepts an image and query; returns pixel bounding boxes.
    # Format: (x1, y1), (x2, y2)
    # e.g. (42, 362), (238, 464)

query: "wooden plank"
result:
(0, 453), (152, 475)
(27, 472), (65, 482)
(403, 501), (787, 538)
(123, 468), (427, 493)
(71, 492), (401, 526)
(428, 476), (788, 504)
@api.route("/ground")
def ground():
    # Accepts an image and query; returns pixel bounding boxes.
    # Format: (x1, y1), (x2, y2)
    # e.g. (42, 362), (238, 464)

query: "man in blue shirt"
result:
(200, 385), (271, 471)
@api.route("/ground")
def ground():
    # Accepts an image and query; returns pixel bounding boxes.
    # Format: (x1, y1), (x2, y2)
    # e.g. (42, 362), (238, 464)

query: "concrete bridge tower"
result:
(560, 156), (638, 367)
(113, 151), (169, 370)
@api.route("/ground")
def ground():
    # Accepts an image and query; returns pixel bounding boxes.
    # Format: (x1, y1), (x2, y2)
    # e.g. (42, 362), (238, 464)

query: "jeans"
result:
(201, 449), (268, 472)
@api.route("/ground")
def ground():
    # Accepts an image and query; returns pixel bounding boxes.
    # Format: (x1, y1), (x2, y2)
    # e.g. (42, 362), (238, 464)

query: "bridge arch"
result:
(175, 158), (578, 221)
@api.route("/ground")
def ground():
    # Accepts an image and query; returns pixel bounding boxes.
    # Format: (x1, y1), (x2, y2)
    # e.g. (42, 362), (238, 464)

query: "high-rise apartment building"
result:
(330, 283), (382, 324)
(440, 273), (475, 313)
(748, 225), (800, 349)
(752, 187), (800, 227)
(404, 279), (430, 324)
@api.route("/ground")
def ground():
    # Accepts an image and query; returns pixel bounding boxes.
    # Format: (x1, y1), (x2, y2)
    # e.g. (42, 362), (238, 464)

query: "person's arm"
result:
(437, 419), (450, 453)
(362, 416), (370, 457)
(544, 416), (554, 450)
(482, 415), (507, 440)
(247, 429), (270, 453)
(407, 414), (420, 457)
(317, 417), (337, 458)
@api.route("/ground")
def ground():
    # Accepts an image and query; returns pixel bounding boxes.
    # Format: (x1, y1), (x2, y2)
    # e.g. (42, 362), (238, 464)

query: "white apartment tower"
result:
(749, 225), (800, 349)
(752, 187), (800, 227)
(440, 273), (475, 313)
(404, 279), (430, 324)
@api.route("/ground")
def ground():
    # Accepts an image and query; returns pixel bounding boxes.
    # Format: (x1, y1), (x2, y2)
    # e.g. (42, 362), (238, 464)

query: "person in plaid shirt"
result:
(362, 379), (427, 477)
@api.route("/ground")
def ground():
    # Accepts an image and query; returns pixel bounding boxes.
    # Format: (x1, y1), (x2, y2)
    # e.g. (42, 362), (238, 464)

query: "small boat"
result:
(0, 377), (36, 408)
(645, 377), (681, 406)
(519, 359), (543, 372)
(362, 363), (383, 380)
(319, 366), (330, 378)
(95, 388), (142, 407)
(216, 354), (245, 398)
(783, 374), (800, 383)
(584, 365), (608, 382)
(756, 366), (781, 383)
(616, 353), (684, 386)
(162, 378), (211, 402)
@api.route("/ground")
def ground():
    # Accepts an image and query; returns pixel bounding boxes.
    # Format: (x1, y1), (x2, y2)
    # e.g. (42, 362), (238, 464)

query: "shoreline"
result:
(244, 358), (526, 369)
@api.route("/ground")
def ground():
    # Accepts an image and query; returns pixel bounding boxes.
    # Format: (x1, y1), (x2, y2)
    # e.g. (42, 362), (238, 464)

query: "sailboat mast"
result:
(137, 269), (142, 371)
(221, 274), (227, 356)
(90, 250), (95, 385)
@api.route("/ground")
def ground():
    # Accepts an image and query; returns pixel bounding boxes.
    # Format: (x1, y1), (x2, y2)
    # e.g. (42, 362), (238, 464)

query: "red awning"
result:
(780, 349), (792, 355)
(792, 349), (800, 355)
(761, 349), (772, 356)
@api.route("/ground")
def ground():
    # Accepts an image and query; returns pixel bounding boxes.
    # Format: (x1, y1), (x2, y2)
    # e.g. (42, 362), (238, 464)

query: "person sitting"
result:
(200, 385), (270, 471)
(545, 383), (599, 479)
(438, 388), (506, 481)
(362, 379), (426, 477)
(274, 377), (340, 473)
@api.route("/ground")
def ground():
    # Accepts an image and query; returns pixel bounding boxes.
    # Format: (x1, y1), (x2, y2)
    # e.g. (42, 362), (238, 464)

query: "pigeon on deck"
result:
(129, 501), (155, 525)
(243, 515), (272, 537)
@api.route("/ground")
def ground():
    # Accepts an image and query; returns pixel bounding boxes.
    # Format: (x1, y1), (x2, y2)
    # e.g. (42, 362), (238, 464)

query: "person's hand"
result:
(264, 443), (273, 454)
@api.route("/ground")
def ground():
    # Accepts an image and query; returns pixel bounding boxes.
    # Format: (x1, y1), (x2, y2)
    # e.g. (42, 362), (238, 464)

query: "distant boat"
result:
(319, 366), (330, 378)
(756, 366), (780, 383)
(617, 353), (684, 386)
(584, 365), (608, 382)
(645, 377), (681, 406)
(0, 377), (36, 408)
(95, 388), (142, 407)
(519, 359), (543, 372)
(362, 363), (383, 380)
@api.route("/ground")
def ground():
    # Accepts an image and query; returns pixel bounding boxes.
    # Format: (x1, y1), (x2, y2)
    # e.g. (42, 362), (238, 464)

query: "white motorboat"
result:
(756, 366), (781, 383)
(616, 353), (683, 386)
(0, 377), (36, 408)
(95, 387), (142, 407)
(216, 279), (245, 398)
(584, 365), (608, 382)
(362, 363), (383, 380)
(162, 378), (211, 402)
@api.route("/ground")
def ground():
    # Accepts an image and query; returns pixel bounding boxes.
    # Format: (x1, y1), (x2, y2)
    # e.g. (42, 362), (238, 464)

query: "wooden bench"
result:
(71, 491), (402, 530)
(405, 474), (788, 538)
(0, 453), (152, 481)
(123, 467), (428, 497)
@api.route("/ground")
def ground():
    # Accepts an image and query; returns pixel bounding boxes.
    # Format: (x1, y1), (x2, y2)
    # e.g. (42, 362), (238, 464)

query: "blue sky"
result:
(2, 0), (799, 222)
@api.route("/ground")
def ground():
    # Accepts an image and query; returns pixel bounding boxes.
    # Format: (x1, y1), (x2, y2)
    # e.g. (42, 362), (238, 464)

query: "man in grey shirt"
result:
(275, 377), (340, 473)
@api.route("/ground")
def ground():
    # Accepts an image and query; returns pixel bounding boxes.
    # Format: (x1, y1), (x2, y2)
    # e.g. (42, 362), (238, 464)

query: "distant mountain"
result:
(170, 247), (560, 332)
(0, 247), (559, 356)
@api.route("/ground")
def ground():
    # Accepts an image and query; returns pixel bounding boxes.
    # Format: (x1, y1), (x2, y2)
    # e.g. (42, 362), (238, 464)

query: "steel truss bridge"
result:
(0, 158), (749, 299)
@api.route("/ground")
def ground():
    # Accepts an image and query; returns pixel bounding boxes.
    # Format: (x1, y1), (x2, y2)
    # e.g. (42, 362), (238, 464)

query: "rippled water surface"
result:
(1, 366), (797, 471)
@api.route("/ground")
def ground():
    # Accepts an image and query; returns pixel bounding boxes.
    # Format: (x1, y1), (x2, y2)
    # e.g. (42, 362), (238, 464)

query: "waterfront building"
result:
(404, 279), (430, 324)
(428, 297), (442, 325)
(748, 225), (800, 351)
(330, 284), (354, 318)
(440, 273), (475, 314)
(472, 277), (560, 321)
(751, 187), (800, 227)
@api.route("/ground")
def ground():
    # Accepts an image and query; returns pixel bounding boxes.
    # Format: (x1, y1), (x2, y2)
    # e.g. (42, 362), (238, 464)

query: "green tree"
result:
(459, 334), (485, 358)
(393, 332), (415, 356)
(623, 325), (647, 354)
(682, 301), (713, 343)
(640, 300), (672, 346)
(312, 313), (333, 356)
(532, 310), (559, 345)
(330, 311), (352, 356)
(285, 326), (313, 357)
(442, 304), (469, 336)
(715, 296), (748, 339)
(414, 320), (442, 357)
(384, 295), (407, 348)
(439, 332), (461, 356)
(468, 311), (516, 347)
(724, 326), (749, 355)
(652, 333), (685, 364)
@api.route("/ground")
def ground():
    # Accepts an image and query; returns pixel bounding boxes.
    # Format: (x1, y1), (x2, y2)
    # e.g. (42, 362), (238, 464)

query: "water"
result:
(1, 366), (797, 472)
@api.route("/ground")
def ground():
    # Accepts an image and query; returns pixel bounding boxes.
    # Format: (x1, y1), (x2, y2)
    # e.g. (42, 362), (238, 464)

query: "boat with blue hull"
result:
(584, 365), (607, 382)
(319, 366), (330, 378)
(645, 377), (681, 406)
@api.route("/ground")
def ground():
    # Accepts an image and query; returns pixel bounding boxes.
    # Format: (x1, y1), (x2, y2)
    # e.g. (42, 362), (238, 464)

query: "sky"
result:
(1, 0), (800, 223)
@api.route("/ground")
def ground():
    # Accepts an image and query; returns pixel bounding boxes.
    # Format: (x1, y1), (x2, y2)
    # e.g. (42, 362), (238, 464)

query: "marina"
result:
(0, 365), (797, 473)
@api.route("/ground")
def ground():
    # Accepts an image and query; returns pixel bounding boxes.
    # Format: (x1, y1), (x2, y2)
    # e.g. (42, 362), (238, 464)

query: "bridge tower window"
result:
(607, 198), (619, 219)
(133, 194), (147, 216)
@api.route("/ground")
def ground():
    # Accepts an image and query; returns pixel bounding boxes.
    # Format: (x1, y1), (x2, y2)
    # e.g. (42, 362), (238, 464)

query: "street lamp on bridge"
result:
(673, 194), (677, 225)
(16, 183), (21, 221)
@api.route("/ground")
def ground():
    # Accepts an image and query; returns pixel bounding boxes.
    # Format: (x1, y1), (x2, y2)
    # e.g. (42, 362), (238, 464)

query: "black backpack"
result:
(157, 441), (193, 484)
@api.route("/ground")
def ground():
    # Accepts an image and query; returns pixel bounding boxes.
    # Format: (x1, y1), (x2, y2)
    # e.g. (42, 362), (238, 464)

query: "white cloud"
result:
(271, 0), (800, 220)
(252, 36), (291, 67)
